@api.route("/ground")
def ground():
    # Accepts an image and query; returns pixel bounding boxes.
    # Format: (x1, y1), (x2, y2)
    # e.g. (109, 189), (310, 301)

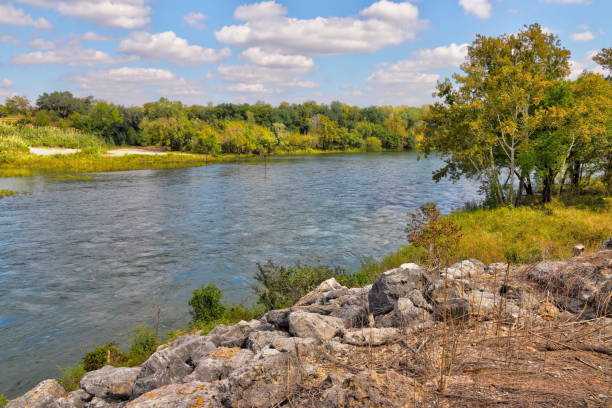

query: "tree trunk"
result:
(526, 176), (534, 196)
(514, 176), (525, 207)
(542, 168), (554, 203)
(571, 161), (581, 188)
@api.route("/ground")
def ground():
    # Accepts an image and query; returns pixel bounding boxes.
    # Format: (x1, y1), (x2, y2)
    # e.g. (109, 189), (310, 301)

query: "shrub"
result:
(0, 394), (8, 407)
(0, 136), (29, 153)
(253, 261), (349, 311)
(126, 326), (159, 366)
(57, 364), (86, 392)
(189, 284), (226, 324)
(82, 343), (126, 372)
(363, 136), (382, 152)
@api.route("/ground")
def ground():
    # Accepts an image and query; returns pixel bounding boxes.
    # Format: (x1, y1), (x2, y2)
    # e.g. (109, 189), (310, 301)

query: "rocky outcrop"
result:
(8, 244), (611, 408)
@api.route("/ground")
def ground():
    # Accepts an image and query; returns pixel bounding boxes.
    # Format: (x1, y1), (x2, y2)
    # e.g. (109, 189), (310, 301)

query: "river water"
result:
(0, 152), (480, 397)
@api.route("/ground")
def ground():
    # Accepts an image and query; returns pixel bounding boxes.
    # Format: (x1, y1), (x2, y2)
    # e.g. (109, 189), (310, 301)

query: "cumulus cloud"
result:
(542, 26), (560, 35)
(541, 0), (588, 4)
(119, 31), (231, 65)
(15, 0), (150, 29)
(28, 38), (56, 50)
(367, 43), (468, 84)
(0, 4), (52, 29)
(73, 67), (201, 104)
(215, 0), (426, 56)
(571, 31), (595, 41)
(458, 0), (492, 19)
(184, 12), (206, 30)
(569, 51), (606, 79)
(0, 35), (20, 45)
(82, 32), (111, 41)
(13, 48), (135, 66)
(241, 47), (314, 70)
(1, 78), (13, 88)
(227, 83), (276, 94)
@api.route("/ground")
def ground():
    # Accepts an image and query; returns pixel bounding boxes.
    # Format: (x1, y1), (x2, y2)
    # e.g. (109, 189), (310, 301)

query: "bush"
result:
(0, 136), (29, 153)
(82, 343), (126, 372)
(363, 136), (382, 152)
(57, 364), (86, 392)
(126, 326), (159, 366)
(0, 394), (8, 407)
(189, 284), (226, 324)
(253, 261), (349, 311)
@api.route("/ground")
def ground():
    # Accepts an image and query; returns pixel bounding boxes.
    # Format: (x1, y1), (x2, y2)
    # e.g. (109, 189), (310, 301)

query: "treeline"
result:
(0, 94), (424, 154)
(422, 25), (611, 205)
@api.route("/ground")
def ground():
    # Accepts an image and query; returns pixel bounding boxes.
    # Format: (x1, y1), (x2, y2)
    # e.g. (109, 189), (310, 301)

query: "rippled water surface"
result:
(0, 153), (480, 396)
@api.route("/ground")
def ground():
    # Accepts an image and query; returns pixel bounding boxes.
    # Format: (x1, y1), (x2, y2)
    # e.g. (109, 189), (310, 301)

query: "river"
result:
(0, 152), (481, 397)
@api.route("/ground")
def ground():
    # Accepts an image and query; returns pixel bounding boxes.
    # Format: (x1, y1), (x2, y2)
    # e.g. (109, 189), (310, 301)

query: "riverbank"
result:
(0, 148), (369, 176)
(0, 189), (17, 199)
(5, 239), (611, 407)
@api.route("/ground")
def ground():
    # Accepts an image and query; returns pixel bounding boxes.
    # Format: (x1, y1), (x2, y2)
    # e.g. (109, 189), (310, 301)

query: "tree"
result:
(593, 48), (611, 78)
(422, 24), (571, 205)
(4, 95), (31, 115)
(36, 91), (93, 118)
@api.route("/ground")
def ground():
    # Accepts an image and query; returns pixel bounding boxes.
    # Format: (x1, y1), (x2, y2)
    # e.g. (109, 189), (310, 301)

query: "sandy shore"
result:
(29, 147), (81, 155)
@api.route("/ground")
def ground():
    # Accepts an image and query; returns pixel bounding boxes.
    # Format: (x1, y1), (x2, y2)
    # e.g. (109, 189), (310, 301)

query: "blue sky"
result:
(0, 0), (609, 106)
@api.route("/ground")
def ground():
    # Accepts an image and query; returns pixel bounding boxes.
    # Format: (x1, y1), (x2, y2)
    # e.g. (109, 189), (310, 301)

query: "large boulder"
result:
(245, 330), (289, 353)
(125, 382), (224, 408)
(264, 309), (290, 330)
(183, 347), (254, 383)
(342, 328), (400, 346)
(56, 390), (91, 408)
(132, 335), (215, 397)
(80, 366), (140, 400)
(434, 298), (471, 322)
(288, 312), (345, 341)
(375, 296), (432, 328)
(206, 319), (268, 348)
(294, 278), (347, 307)
(330, 303), (369, 328)
(440, 259), (486, 280)
(368, 263), (431, 316)
(6, 380), (66, 408)
(270, 337), (319, 356)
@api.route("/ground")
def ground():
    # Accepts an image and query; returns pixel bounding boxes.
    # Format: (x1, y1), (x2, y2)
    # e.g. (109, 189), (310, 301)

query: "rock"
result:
(527, 261), (599, 301)
(434, 298), (470, 322)
(427, 278), (469, 304)
(486, 263), (509, 275)
(80, 366), (140, 400)
(467, 291), (498, 314)
(289, 312), (345, 341)
(225, 351), (304, 408)
(317, 277), (345, 292)
(294, 278), (348, 307)
(270, 337), (319, 356)
(125, 382), (224, 408)
(573, 244), (586, 257)
(85, 398), (125, 408)
(441, 259), (486, 280)
(56, 390), (91, 408)
(132, 335), (215, 397)
(183, 348), (254, 383)
(376, 297), (432, 328)
(207, 319), (267, 348)
(264, 308), (291, 330)
(6, 379), (66, 408)
(538, 302), (560, 321)
(245, 330), (289, 353)
(290, 303), (340, 315)
(322, 370), (414, 408)
(329, 303), (369, 328)
(594, 279), (611, 316)
(342, 328), (400, 346)
(368, 264), (431, 316)
(600, 238), (612, 250)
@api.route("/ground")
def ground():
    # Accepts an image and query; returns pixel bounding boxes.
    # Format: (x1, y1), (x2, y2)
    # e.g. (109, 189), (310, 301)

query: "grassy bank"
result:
(0, 189), (17, 199)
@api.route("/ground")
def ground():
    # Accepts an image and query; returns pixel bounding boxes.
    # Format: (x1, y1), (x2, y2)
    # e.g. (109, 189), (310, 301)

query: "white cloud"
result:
(216, 0), (426, 56)
(218, 64), (311, 83)
(227, 83), (276, 94)
(13, 48), (134, 66)
(542, 26), (560, 35)
(241, 47), (314, 70)
(119, 31), (231, 65)
(0, 4), (52, 29)
(571, 31), (595, 41)
(1, 78), (13, 88)
(184, 12), (206, 30)
(82, 32), (111, 41)
(234, 1), (287, 21)
(28, 38), (56, 50)
(15, 0), (150, 29)
(0, 35), (20, 45)
(569, 51), (606, 79)
(458, 0), (492, 18)
(73, 67), (201, 104)
(367, 43), (468, 84)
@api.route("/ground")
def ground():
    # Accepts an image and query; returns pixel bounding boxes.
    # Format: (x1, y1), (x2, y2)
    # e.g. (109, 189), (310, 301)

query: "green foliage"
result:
(36, 91), (93, 118)
(363, 136), (382, 152)
(0, 189), (18, 199)
(0, 394), (8, 407)
(189, 284), (226, 324)
(0, 135), (29, 152)
(82, 343), (126, 372)
(0, 123), (105, 150)
(57, 364), (87, 392)
(126, 326), (159, 366)
(192, 304), (265, 335)
(253, 261), (349, 311)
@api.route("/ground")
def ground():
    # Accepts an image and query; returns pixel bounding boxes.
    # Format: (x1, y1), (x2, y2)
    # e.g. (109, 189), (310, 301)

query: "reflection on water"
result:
(0, 152), (480, 397)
